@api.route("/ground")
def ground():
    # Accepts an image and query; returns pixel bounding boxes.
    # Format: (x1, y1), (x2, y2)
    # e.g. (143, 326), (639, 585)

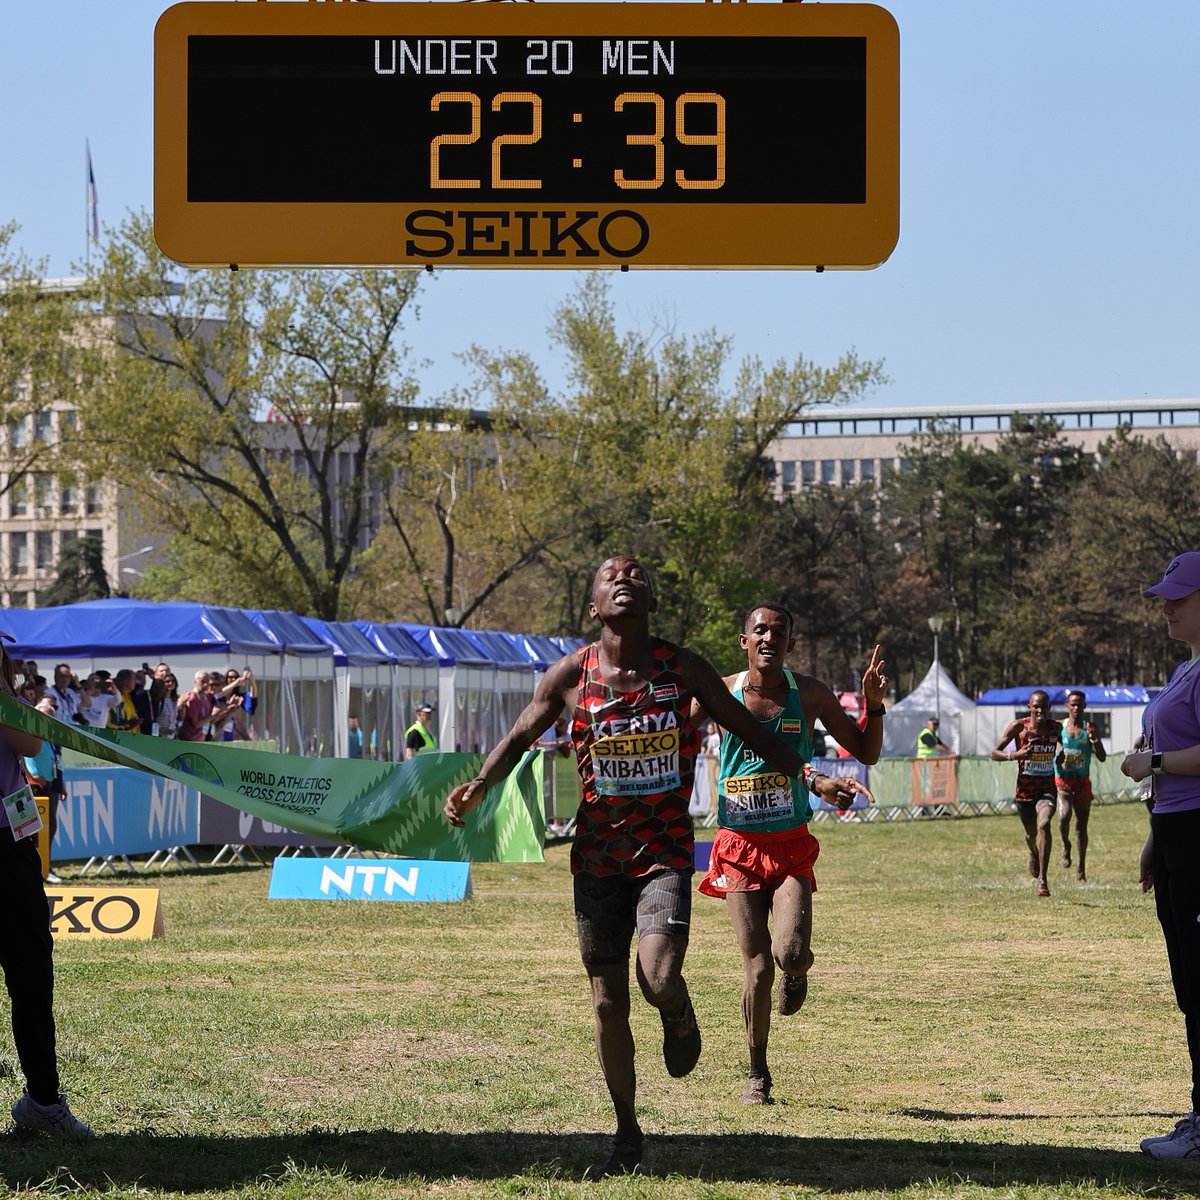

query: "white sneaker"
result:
(11, 1091), (95, 1138)
(1141, 1112), (1200, 1158)
(45, 871), (62, 884)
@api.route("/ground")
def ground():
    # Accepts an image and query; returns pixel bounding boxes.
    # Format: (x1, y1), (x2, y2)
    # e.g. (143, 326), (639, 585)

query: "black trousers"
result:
(1152, 808), (1200, 1113)
(0, 827), (59, 1104)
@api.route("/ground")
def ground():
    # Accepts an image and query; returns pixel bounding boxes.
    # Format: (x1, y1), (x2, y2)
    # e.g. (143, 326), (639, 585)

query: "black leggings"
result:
(0, 828), (59, 1104)
(1152, 808), (1200, 1113)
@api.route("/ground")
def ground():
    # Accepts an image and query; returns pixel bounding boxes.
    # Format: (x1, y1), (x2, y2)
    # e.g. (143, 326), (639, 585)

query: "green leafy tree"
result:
(883, 416), (1087, 693)
(1021, 429), (1200, 684)
(741, 480), (894, 685)
(406, 277), (887, 657)
(74, 211), (423, 619)
(39, 534), (110, 606)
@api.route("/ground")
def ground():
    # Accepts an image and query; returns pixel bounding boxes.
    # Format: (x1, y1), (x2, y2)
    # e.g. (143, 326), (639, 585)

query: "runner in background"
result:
(991, 690), (1062, 897)
(1056, 689), (1106, 881)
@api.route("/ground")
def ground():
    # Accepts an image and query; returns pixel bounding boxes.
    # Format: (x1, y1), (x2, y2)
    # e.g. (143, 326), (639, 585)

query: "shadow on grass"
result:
(4, 1129), (1200, 1193)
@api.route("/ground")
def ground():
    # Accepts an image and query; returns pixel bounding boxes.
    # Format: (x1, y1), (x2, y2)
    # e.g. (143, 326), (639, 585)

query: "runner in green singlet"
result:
(693, 604), (884, 1105)
(1055, 689), (1106, 881)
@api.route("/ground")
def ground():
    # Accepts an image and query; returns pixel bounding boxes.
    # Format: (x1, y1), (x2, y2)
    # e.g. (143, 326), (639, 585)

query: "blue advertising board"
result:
(268, 856), (472, 902)
(54, 767), (202, 860)
(810, 757), (871, 812)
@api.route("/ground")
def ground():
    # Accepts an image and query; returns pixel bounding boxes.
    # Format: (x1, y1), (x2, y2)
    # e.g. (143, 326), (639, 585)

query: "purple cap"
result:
(1143, 552), (1200, 599)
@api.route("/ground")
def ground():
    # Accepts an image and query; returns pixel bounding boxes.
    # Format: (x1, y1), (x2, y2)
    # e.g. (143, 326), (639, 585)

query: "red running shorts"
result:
(699, 824), (820, 898)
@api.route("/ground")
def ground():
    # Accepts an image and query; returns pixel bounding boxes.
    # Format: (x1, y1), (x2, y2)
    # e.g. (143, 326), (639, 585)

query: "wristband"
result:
(1151, 752), (1165, 775)
(801, 763), (821, 794)
(471, 776), (489, 787)
(866, 706), (885, 718)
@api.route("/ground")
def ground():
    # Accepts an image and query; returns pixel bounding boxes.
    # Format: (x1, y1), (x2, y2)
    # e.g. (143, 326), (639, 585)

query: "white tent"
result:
(881, 661), (978, 757)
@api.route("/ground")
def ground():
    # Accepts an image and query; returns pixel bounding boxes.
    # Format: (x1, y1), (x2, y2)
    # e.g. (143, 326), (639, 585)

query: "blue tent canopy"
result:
(464, 629), (536, 670)
(516, 633), (571, 668)
(302, 617), (391, 667)
(2, 598), (279, 659)
(398, 623), (492, 668)
(353, 622), (434, 666)
(976, 684), (1150, 706)
(243, 609), (332, 657)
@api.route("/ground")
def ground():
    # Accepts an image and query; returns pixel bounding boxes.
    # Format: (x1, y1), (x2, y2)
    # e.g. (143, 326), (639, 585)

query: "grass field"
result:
(4, 800), (1199, 1199)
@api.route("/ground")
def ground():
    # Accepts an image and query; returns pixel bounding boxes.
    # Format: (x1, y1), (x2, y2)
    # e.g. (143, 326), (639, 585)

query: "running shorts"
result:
(574, 867), (692, 967)
(1055, 776), (1094, 807)
(698, 825), (820, 898)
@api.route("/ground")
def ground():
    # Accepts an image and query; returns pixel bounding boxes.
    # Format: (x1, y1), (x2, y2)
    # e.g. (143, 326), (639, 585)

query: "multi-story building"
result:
(768, 397), (1200, 495)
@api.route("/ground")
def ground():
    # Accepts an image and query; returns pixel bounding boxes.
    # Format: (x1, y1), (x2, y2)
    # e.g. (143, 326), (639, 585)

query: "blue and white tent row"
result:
(2, 599), (585, 760)
(974, 684), (1150, 756)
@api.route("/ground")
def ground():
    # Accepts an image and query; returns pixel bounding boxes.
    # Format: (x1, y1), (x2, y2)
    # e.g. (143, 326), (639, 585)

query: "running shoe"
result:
(583, 1131), (644, 1180)
(777, 971), (808, 1016)
(1141, 1113), (1200, 1159)
(11, 1092), (94, 1138)
(740, 1070), (773, 1105)
(1036, 881), (1050, 897)
(661, 994), (702, 1078)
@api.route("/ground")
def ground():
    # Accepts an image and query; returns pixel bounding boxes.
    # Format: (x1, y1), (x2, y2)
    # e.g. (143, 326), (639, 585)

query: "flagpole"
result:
(84, 140), (91, 273)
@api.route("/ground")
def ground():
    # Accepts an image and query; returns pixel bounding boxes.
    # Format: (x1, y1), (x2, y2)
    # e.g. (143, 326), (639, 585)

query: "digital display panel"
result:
(155, 4), (899, 269)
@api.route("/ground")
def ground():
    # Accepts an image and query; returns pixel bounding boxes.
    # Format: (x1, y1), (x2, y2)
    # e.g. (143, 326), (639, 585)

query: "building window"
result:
(33, 473), (51, 515)
(860, 458), (875, 482)
(9, 591), (29, 609)
(9, 479), (28, 518)
(60, 482), (78, 515)
(840, 459), (855, 484)
(36, 531), (54, 571)
(85, 485), (102, 515)
(780, 460), (796, 492)
(33, 411), (52, 444)
(10, 532), (28, 573)
(59, 409), (78, 435)
(821, 460), (836, 484)
(801, 460), (816, 486)
(85, 528), (103, 546)
(9, 419), (27, 450)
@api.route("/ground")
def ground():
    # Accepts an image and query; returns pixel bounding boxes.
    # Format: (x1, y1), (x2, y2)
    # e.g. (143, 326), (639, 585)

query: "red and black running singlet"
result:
(1014, 718), (1060, 801)
(570, 638), (700, 878)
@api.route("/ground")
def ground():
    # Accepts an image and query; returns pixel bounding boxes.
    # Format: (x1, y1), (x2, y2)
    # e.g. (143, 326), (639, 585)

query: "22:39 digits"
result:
(427, 90), (727, 191)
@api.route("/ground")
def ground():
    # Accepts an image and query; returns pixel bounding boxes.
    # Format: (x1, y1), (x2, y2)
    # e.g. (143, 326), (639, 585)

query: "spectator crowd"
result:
(14, 659), (258, 743)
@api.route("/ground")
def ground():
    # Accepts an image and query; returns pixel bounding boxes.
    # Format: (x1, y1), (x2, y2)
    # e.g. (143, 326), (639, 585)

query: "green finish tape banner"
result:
(0, 694), (545, 862)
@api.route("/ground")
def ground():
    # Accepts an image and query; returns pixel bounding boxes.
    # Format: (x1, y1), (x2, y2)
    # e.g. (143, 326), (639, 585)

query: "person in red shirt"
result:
(175, 670), (239, 742)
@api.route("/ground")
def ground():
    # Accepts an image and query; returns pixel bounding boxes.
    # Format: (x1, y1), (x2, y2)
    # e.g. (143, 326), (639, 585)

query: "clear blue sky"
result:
(2, 1), (1197, 409)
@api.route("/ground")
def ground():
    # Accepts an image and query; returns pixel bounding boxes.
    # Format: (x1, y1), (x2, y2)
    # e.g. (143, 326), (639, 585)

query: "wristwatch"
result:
(1151, 752), (1165, 775)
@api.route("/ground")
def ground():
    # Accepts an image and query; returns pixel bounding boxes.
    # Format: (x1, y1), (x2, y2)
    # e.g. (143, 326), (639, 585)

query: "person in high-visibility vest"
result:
(405, 705), (438, 759)
(916, 717), (954, 759)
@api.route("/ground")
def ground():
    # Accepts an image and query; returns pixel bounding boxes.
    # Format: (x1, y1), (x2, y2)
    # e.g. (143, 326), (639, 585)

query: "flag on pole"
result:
(86, 140), (99, 244)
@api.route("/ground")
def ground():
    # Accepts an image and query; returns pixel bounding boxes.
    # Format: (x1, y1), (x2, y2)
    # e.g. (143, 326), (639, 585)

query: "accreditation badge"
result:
(721, 771), (795, 827)
(590, 729), (681, 796)
(3, 783), (44, 842)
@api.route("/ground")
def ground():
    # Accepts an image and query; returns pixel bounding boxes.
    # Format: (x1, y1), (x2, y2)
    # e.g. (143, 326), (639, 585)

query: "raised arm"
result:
(801, 645), (887, 765)
(681, 651), (803, 779)
(445, 652), (581, 826)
